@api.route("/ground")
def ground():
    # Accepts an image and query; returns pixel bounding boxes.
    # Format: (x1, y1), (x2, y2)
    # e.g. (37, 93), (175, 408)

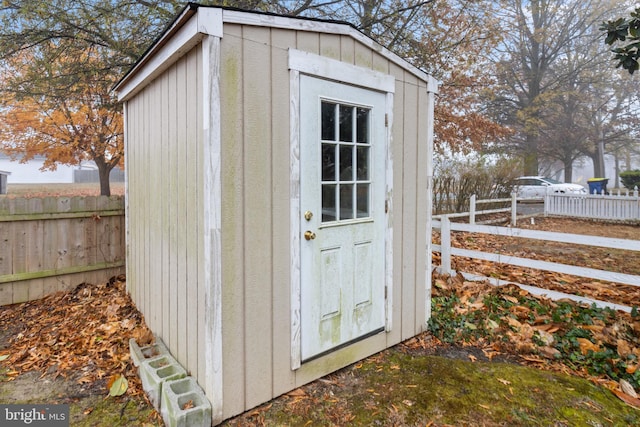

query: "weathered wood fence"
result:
(0, 196), (125, 305)
(545, 189), (640, 221)
(432, 216), (640, 313)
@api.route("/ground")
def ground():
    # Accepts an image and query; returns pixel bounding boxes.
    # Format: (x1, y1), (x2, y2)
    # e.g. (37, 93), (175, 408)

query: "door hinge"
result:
(385, 200), (389, 213)
(385, 114), (389, 127)
(385, 286), (388, 300)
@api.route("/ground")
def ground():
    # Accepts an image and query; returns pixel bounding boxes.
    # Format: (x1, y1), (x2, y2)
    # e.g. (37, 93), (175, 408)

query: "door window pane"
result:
(339, 184), (354, 220)
(339, 145), (353, 181)
(356, 184), (369, 218)
(339, 105), (353, 142)
(356, 108), (369, 142)
(321, 102), (336, 141)
(322, 143), (336, 181)
(322, 184), (336, 222)
(356, 146), (369, 180)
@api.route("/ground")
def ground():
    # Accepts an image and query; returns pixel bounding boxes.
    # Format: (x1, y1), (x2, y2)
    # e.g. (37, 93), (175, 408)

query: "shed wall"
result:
(125, 46), (209, 390)
(218, 23), (430, 419)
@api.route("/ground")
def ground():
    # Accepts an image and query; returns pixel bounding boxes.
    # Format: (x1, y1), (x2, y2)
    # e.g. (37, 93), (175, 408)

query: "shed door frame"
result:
(288, 49), (395, 370)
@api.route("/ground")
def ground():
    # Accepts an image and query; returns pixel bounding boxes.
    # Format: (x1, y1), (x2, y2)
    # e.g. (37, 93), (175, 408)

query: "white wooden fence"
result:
(434, 194), (519, 226)
(432, 216), (640, 313)
(545, 188), (639, 221)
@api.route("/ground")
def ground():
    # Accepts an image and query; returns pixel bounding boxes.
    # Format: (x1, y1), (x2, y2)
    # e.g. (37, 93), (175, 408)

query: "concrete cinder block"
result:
(161, 377), (212, 427)
(129, 336), (170, 367)
(139, 355), (187, 410)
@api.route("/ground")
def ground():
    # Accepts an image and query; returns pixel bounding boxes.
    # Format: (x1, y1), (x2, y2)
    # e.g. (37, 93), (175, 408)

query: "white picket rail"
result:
(545, 188), (640, 221)
(434, 193), (519, 225)
(432, 216), (640, 312)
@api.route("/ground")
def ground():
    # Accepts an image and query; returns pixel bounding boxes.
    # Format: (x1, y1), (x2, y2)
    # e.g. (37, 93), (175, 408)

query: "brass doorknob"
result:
(304, 230), (316, 240)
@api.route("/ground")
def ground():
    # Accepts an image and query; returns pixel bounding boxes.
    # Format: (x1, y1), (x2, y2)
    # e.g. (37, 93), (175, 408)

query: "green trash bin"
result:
(587, 178), (608, 194)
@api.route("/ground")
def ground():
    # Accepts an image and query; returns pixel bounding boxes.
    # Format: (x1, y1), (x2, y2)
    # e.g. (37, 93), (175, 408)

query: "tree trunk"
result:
(614, 152), (620, 189)
(96, 160), (112, 196)
(523, 137), (539, 176)
(562, 159), (573, 182)
(590, 153), (603, 178)
(595, 138), (606, 178)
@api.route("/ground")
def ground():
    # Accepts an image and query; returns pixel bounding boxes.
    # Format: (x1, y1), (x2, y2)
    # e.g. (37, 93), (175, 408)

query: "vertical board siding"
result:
(167, 62), (179, 353)
(0, 196), (125, 305)
(220, 22), (246, 418)
(242, 24), (274, 410)
(125, 47), (205, 382)
(185, 47), (201, 380)
(401, 71), (420, 340)
(175, 56), (188, 366)
(160, 64), (171, 356)
(319, 33), (341, 60)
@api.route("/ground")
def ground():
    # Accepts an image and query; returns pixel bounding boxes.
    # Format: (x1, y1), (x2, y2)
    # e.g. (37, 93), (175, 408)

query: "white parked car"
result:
(514, 176), (587, 199)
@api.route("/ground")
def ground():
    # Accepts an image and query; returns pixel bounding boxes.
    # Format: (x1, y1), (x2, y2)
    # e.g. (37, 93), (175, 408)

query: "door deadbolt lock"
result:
(304, 230), (316, 240)
(304, 211), (313, 221)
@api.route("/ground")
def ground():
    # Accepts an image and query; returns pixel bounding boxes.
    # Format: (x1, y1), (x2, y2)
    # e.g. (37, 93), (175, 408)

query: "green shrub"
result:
(619, 170), (640, 190)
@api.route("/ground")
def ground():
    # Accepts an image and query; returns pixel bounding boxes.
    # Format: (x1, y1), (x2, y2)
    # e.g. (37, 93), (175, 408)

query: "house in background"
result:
(0, 152), (124, 184)
(114, 4), (437, 425)
(0, 153), (76, 183)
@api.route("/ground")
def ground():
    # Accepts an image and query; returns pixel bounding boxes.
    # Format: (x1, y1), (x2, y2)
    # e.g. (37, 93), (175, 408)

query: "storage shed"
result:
(114, 4), (437, 425)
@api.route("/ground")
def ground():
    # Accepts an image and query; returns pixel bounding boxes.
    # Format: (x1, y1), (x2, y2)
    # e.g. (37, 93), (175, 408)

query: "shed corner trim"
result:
(115, 6), (223, 102)
(197, 6), (224, 38)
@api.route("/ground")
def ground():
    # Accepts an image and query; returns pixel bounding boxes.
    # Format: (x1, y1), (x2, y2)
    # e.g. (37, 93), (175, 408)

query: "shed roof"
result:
(114, 3), (437, 101)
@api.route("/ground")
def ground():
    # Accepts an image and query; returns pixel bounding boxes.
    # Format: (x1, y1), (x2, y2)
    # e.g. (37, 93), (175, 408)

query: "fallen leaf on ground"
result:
(577, 338), (600, 355)
(108, 374), (128, 397)
(613, 389), (640, 409)
(620, 379), (638, 399)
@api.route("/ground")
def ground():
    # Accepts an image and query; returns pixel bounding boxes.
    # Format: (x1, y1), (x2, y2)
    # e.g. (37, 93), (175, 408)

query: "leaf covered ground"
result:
(0, 217), (639, 426)
(0, 276), (162, 426)
(435, 216), (640, 307)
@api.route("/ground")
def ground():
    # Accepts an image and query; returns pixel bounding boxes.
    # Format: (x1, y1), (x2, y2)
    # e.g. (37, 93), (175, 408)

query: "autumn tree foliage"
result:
(272, 0), (510, 154)
(0, 0), (185, 195)
(0, 0), (510, 194)
(405, 0), (511, 154)
(0, 48), (123, 191)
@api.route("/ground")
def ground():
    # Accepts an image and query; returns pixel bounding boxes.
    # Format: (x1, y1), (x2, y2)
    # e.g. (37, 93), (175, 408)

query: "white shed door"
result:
(300, 75), (386, 361)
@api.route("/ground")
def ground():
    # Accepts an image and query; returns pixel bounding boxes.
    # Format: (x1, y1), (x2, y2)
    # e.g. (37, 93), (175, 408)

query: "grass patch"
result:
(223, 349), (640, 426)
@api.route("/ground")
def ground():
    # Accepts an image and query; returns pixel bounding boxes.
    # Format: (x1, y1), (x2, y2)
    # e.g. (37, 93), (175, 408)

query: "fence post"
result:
(636, 187), (639, 220)
(469, 194), (476, 225)
(440, 215), (452, 275)
(544, 192), (550, 217)
(511, 192), (517, 226)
